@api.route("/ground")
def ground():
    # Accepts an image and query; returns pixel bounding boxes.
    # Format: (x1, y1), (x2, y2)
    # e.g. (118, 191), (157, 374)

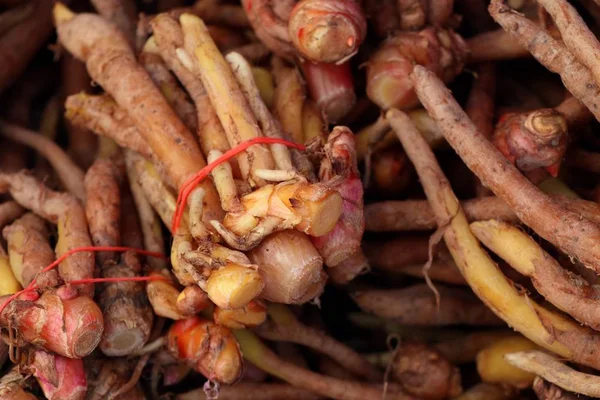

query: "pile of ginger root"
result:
(2, 0), (600, 399)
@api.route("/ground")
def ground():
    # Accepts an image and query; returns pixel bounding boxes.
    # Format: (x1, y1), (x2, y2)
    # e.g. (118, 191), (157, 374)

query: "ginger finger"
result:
(352, 284), (504, 326)
(65, 93), (154, 160)
(254, 303), (382, 381)
(179, 13), (275, 186)
(302, 100), (327, 143)
(140, 42), (198, 133)
(225, 52), (294, 172)
(232, 42), (272, 63)
(176, 285), (210, 316)
(207, 150), (242, 213)
(504, 351), (600, 397)
(84, 158), (122, 266)
(167, 316), (243, 385)
(3, 213), (59, 289)
(301, 60), (356, 124)
(387, 106), (600, 369)
(91, 0), (137, 48)
(149, 15), (235, 173)
(55, 4), (222, 225)
(411, 65), (600, 274)
(489, 0), (600, 123)
(0, 121), (86, 202)
(0, 172), (94, 295)
(0, 287), (103, 358)
(213, 299), (266, 329)
(537, 0), (600, 91)
(471, 219), (600, 331)
(272, 57), (305, 144)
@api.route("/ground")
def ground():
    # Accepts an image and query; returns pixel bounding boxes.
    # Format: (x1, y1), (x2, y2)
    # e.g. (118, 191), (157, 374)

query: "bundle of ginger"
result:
(2, 0), (600, 399)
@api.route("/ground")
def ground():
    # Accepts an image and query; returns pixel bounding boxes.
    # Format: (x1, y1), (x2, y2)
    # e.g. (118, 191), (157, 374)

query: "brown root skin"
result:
(387, 105), (600, 369)
(0, 367), (37, 400)
(391, 342), (462, 400)
(3, 213), (59, 289)
(241, 0), (295, 60)
(98, 252), (154, 356)
(177, 382), (322, 400)
(0, 287), (103, 358)
(412, 65), (600, 274)
(0, 172), (95, 296)
(249, 230), (326, 304)
(0, 0), (55, 93)
(352, 284), (504, 326)
(235, 329), (416, 400)
(466, 62), (496, 140)
(301, 61), (356, 124)
(90, 0), (137, 48)
(30, 350), (87, 400)
(272, 58), (306, 145)
(139, 50), (198, 133)
(363, 236), (446, 271)
(493, 110), (568, 176)
(505, 351), (600, 398)
(0, 121), (86, 202)
(489, 0), (600, 123)
(85, 158), (122, 266)
(55, 7), (222, 225)
(288, 0), (366, 63)
(65, 93), (154, 160)
(466, 29), (530, 64)
(167, 316), (243, 385)
(254, 304), (382, 381)
(61, 54), (97, 170)
(366, 27), (468, 110)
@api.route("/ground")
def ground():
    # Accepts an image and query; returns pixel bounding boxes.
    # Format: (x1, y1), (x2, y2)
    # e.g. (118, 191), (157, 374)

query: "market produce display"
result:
(1, 0), (600, 399)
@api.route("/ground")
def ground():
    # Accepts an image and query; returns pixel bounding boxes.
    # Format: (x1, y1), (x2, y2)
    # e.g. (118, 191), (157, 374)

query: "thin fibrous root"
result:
(504, 351), (600, 398)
